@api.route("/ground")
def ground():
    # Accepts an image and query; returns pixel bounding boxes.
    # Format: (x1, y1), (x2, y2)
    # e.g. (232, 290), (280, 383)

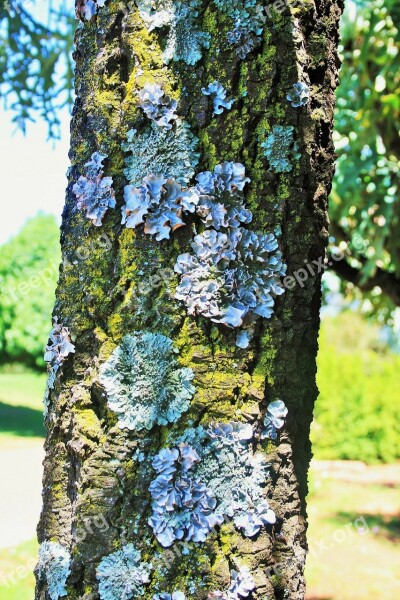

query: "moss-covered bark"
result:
(36, 1), (343, 598)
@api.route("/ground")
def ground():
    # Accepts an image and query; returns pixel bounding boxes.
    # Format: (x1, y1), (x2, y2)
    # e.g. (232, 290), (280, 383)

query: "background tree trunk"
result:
(36, 1), (343, 598)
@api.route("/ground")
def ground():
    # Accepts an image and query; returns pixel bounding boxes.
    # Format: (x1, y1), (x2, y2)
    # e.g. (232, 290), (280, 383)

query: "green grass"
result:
(0, 371), (45, 440)
(0, 538), (38, 600)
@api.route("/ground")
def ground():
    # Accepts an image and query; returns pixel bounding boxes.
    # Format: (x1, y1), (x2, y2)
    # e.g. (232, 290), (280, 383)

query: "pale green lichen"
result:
(99, 332), (195, 431)
(96, 544), (152, 600)
(137, 1), (210, 65)
(37, 541), (71, 600)
(123, 121), (200, 186)
(261, 125), (301, 173)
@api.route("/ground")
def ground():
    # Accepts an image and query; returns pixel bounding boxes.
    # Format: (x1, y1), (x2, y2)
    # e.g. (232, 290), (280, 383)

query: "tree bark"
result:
(36, 1), (343, 599)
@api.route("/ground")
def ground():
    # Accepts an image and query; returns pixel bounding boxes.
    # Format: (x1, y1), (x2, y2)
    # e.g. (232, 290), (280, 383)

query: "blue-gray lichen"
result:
(226, 566), (256, 599)
(194, 162), (252, 230)
(175, 227), (286, 327)
(138, 83), (178, 129)
(99, 332), (195, 431)
(43, 319), (75, 416)
(137, 1), (210, 65)
(287, 82), (310, 107)
(201, 82), (234, 115)
(148, 445), (223, 547)
(37, 541), (71, 600)
(213, 0), (266, 58)
(96, 544), (152, 600)
(80, 0), (106, 21)
(209, 566), (255, 599)
(123, 123), (200, 186)
(44, 318), (75, 372)
(261, 400), (288, 440)
(122, 175), (199, 241)
(173, 423), (276, 539)
(153, 594), (186, 600)
(72, 152), (116, 226)
(261, 125), (301, 173)
(196, 423), (275, 536)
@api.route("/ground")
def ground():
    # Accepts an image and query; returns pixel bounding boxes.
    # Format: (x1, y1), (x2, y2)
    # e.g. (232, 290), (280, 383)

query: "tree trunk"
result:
(36, 1), (342, 599)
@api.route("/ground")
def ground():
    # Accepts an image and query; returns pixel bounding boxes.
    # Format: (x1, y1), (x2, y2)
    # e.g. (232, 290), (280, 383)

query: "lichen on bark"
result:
(36, 1), (343, 599)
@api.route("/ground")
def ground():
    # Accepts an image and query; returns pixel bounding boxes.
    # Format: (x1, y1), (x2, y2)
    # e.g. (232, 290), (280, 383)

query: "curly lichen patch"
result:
(122, 175), (199, 241)
(175, 227), (286, 328)
(261, 400), (288, 440)
(287, 82), (310, 107)
(43, 319), (75, 416)
(148, 445), (223, 547)
(99, 332), (195, 431)
(202, 81), (234, 116)
(166, 423), (276, 539)
(72, 152), (116, 226)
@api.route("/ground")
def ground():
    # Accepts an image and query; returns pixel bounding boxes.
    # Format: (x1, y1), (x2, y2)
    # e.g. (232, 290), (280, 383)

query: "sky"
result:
(0, 109), (70, 245)
(0, 0), (71, 245)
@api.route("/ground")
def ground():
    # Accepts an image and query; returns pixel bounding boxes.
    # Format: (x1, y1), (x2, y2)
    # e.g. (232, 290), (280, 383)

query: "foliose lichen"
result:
(173, 422), (276, 539)
(137, 1), (210, 65)
(287, 82), (310, 107)
(123, 122), (200, 186)
(37, 541), (71, 600)
(99, 332), (195, 431)
(174, 227), (286, 328)
(261, 125), (301, 173)
(138, 83), (178, 129)
(148, 445), (223, 547)
(96, 543), (152, 600)
(226, 566), (256, 599)
(153, 593), (186, 600)
(79, 0), (106, 21)
(213, 0), (266, 58)
(194, 162), (252, 230)
(72, 152), (116, 226)
(122, 174), (199, 241)
(44, 318), (75, 372)
(261, 400), (288, 440)
(201, 81), (234, 116)
(43, 318), (75, 416)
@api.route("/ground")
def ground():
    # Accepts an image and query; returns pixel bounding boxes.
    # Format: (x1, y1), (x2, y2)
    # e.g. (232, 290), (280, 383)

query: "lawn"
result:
(0, 370), (46, 442)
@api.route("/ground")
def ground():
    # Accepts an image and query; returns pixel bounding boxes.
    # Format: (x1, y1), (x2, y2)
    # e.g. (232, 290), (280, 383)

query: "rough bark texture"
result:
(36, 1), (342, 598)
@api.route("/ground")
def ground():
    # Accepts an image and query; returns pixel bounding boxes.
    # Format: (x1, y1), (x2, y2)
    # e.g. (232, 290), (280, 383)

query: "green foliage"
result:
(313, 312), (400, 463)
(331, 0), (400, 315)
(0, 0), (74, 138)
(0, 214), (61, 367)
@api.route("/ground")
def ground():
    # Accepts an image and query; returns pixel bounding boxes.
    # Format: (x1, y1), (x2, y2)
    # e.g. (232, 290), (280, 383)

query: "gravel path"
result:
(0, 441), (44, 549)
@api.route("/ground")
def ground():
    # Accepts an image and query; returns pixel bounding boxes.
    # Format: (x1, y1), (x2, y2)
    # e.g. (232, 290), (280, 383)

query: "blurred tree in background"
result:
(331, 0), (400, 319)
(0, 215), (60, 367)
(0, 0), (74, 138)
